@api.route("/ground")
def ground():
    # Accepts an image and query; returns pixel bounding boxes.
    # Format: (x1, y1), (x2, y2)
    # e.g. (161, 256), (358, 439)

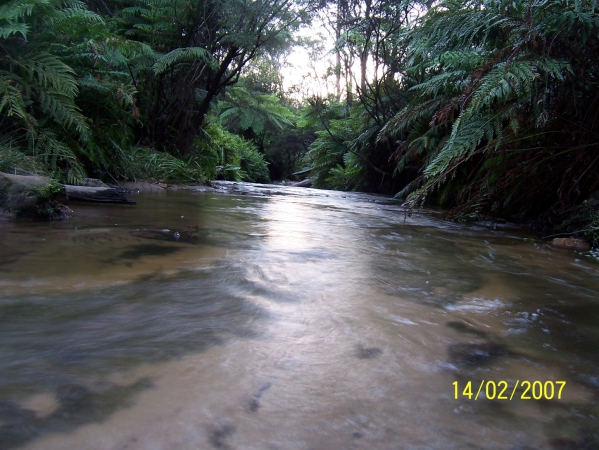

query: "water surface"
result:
(1, 183), (598, 449)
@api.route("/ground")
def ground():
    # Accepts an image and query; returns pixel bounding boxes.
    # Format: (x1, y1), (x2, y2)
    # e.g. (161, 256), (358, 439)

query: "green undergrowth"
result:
(0, 146), (47, 177)
(126, 147), (205, 184)
(1, 135), (269, 186)
(196, 122), (270, 183)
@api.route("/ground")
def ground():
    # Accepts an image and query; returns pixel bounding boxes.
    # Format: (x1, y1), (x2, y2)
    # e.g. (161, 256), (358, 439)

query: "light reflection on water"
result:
(0, 185), (598, 449)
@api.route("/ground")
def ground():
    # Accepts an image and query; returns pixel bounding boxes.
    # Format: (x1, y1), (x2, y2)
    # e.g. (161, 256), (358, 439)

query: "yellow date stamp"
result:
(453, 380), (566, 400)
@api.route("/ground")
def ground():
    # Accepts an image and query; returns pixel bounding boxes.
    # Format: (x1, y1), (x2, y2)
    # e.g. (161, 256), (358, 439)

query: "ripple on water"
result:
(445, 297), (506, 313)
(1, 188), (599, 449)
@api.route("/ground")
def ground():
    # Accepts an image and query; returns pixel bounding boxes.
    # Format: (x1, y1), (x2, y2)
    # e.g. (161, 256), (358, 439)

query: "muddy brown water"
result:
(1, 182), (598, 449)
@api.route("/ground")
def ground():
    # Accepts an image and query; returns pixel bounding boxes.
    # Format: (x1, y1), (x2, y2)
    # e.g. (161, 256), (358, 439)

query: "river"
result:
(0, 182), (598, 449)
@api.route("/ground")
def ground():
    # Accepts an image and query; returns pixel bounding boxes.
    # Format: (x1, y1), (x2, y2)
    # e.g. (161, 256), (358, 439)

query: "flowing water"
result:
(1, 182), (598, 450)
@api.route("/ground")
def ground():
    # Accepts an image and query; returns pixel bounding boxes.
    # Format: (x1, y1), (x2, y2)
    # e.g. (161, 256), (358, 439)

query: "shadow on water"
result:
(115, 243), (183, 260)
(0, 379), (151, 450)
(0, 251), (31, 272)
(0, 263), (270, 449)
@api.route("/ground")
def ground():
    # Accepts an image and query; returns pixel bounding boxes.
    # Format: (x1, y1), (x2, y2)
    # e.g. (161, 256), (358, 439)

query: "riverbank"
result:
(120, 180), (598, 252)
(2, 173), (596, 253)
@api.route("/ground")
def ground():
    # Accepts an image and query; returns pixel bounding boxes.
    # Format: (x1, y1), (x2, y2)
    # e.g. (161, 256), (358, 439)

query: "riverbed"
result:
(1, 183), (598, 449)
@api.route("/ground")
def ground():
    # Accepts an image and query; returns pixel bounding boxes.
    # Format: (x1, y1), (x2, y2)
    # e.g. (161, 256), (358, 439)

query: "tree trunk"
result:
(360, 0), (372, 93)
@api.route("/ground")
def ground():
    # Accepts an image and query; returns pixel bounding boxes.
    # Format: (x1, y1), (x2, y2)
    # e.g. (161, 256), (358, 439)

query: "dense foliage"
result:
(0, 0), (306, 183)
(382, 0), (599, 226)
(300, 0), (599, 244)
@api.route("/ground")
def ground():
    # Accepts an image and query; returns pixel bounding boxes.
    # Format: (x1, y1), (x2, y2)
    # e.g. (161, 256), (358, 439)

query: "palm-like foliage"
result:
(62, 36), (155, 180)
(301, 99), (351, 188)
(379, 0), (599, 222)
(110, 0), (305, 154)
(217, 86), (294, 148)
(1, 0), (303, 184)
(302, 98), (392, 190)
(0, 0), (103, 182)
(197, 120), (270, 182)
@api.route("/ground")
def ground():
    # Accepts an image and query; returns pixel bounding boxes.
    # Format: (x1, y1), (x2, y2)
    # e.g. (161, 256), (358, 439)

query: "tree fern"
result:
(424, 113), (499, 178)
(49, 7), (103, 26)
(0, 23), (29, 39)
(0, 0), (104, 182)
(38, 90), (89, 138)
(378, 0), (599, 220)
(217, 86), (294, 138)
(409, 69), (471, 97)
(152, 47), (217, 75)
(32, 130), (87, 184)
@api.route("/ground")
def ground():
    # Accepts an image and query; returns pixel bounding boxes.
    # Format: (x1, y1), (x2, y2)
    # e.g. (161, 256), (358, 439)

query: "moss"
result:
(29, 182), (65, 219)
(3, 181), (67, 220)
(35, 181), (64, 200)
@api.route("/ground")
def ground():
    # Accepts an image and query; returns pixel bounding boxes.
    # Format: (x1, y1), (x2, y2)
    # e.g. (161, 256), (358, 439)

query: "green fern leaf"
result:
(152, 47), (217, 75)
(0, 78), (28, 119)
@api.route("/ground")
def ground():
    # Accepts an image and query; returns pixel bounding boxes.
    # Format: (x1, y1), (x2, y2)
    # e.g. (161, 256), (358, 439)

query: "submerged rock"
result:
(356, 345), (382, 359)
(446, 321), (488, 338)
(56, 384), (93, 414)
(248, 381), (272, 412)
(448, 342), (511, 365)
(209, 423), (235, 449)
(0, 400), (41, 448)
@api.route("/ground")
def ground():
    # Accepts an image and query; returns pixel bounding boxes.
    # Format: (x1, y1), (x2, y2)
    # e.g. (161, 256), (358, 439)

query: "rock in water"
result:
(0, 172), (68, 219)
(552, 237), (591, 251)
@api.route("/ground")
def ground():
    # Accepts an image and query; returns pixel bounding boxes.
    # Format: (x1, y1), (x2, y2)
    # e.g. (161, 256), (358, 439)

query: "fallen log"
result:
(289, 167), (313, 177)
(288, 167), (313, 181)
(290, 177), (313, 188)
(65, 185), (136, 205)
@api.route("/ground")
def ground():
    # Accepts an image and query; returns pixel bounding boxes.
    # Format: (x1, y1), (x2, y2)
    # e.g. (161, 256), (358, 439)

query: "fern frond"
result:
(378, 97), (444, 140)
(14, 53), (78, 98)
(33, 130), (86, 184)
(424, 113), (501, 178)
(152, 47), (217, 75)
(50, 7), (104, 26)
(39, 90), (89, 139)
(0, 23), (30, 39)
(0, 142), (46, 175)
(0, 78), (28, 119)
(462, 61), (538, 120)
(410, 69), (470, 97)
(0, 0), (43, 24)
